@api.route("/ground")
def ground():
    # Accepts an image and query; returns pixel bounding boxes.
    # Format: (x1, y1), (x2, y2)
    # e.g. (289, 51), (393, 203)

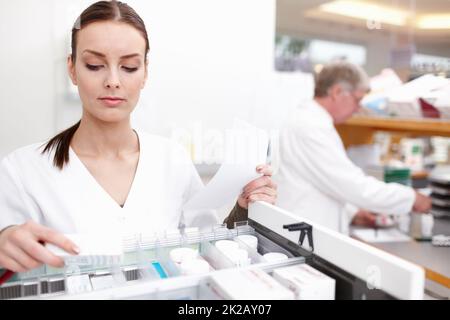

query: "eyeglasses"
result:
(343, 90), (365, 106)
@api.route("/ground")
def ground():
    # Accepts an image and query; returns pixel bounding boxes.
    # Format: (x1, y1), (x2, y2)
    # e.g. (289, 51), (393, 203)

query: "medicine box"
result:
(207, 268), (294, 300)
(272, 264), (335, 300)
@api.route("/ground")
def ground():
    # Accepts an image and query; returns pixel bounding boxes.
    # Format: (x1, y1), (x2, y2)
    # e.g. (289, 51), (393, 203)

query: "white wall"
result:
(0, 0), (312, 159)
(0, 0), (56, 158)
(131, 0), (277, 135)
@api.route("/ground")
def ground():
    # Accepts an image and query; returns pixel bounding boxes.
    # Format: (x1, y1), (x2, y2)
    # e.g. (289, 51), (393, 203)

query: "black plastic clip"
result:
(283, 222), (314, 252)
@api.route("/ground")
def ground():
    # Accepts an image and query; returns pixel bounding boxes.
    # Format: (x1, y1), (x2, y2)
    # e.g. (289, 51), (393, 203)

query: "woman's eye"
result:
(85, 64), (103, 71)
(122, 66), (138, 73)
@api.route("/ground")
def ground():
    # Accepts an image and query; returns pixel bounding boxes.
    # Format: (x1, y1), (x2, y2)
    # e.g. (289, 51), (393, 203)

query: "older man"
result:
(273, 61), (431, 234)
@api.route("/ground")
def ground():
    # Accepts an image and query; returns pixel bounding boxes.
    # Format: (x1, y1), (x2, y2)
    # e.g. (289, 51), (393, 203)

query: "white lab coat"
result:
(273, 100), (415, 234)
(0, 130), (218, 238)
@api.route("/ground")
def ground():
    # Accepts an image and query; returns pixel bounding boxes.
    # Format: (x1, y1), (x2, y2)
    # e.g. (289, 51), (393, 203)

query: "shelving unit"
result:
(336, 116), (450, 180)
(335, 116), (450, 148)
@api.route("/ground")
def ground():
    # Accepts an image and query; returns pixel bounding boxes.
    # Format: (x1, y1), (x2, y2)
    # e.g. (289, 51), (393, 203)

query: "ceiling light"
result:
(319, 0), (410, 26)
(417, 14), (450, 29)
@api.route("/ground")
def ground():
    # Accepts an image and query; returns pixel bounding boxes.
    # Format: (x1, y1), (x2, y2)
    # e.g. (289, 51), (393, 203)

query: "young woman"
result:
(0, 1), (277, 273)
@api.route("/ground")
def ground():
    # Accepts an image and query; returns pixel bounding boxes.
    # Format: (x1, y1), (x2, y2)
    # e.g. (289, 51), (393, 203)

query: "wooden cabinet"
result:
(336, 116), (450, 148)
(336, 116), (450, 179)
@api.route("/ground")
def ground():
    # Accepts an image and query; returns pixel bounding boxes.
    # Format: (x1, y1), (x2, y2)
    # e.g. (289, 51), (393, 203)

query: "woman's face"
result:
(68, 21), (148, 123)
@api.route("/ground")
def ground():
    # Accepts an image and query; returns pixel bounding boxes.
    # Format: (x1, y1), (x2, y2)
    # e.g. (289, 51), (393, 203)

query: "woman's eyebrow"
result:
(120, 53), (141, 59)
(82, 49), (141, 59)
(82, 49), (106, 58)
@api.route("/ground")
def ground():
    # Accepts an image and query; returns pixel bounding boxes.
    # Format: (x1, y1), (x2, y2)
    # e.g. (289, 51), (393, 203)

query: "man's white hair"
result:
(314, 61), (370, 97)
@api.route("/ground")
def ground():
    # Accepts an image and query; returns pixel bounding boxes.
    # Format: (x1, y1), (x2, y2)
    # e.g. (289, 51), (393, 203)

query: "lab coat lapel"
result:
(67, 147), (125, 234)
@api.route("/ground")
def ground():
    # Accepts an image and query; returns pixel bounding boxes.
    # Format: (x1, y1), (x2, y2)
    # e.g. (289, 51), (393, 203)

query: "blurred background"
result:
(1, 0), (449, 299)
(0, 0), (449, 176)
(274, 0), (450, 183)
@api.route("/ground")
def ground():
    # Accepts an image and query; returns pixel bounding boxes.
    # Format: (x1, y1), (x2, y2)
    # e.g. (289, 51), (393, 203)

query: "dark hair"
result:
(42, 0), (150, 169)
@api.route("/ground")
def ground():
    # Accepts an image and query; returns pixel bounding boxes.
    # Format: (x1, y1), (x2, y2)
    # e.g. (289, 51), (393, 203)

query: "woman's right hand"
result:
(0, 221), (79, 272)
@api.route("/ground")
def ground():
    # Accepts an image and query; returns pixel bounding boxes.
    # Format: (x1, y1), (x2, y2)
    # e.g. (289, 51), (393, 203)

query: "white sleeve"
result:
(0, 157), (34, 231)
(172, 145), (219, 230)
(288, 127), (416, 215)
(344, 203), (359, 223)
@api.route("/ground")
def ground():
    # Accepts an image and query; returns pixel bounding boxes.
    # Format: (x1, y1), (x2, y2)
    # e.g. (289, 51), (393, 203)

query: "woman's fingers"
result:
(4, 245), (41, 271)
(0, 221), (73, 271)
(243, 186), (277, 199)
(239, 166), (278, 209)
(0, 253), (27, 273)
(29, 221), (79, 255)
(9, 226), (65, 268)
(21, 240), (64, 268)
(243, 176), (277, 194)
(238, 186), (277, 209)
(256, 164), (273, 176)
(247, 193), (276, 205)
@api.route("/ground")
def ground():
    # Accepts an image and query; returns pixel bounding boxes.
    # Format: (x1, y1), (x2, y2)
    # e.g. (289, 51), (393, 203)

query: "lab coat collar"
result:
(309, 99), (334, 126)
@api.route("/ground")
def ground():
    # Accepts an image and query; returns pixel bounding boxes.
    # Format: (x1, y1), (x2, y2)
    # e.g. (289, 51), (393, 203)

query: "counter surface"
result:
(352, 217), (449, 288)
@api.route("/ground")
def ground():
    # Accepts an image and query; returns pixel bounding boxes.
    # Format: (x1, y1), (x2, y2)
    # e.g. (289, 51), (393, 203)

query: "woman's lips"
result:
(98, 97), (125, 107)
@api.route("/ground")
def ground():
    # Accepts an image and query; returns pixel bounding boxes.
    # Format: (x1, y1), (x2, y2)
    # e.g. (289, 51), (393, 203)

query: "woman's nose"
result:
(104, 70), (121, 89)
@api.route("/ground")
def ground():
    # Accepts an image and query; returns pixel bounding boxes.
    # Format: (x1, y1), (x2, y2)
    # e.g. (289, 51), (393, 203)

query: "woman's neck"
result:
(71, 115), (139, 157)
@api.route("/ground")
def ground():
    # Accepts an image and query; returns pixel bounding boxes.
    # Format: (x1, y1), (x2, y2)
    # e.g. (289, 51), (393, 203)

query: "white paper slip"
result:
(183, 119), (269, 211)
(351, 228), (412, 243)
(46, 233), (123, 265)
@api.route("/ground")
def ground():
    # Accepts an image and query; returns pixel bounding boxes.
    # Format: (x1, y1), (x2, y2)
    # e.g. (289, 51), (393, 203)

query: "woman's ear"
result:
(67, 55), (78, 86)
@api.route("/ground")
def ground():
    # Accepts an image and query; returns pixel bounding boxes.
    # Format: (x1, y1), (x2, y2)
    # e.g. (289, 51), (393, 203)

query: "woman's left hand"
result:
(237, 164), (277, 209)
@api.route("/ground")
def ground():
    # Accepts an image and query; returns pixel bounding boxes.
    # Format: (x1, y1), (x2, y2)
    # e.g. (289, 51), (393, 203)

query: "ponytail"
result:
(42, 121), (81, 170)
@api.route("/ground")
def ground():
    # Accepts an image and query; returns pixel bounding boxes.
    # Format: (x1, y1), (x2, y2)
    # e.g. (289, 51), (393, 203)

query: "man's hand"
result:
(351, 210), (377, 227)
(0, 221), (79, 272)
(237, 164), (277, 209)
(412, 191), (432, 213)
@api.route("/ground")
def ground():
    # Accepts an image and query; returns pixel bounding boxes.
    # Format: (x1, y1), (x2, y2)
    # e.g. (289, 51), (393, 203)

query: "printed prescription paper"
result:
(183, 119), (269, 211)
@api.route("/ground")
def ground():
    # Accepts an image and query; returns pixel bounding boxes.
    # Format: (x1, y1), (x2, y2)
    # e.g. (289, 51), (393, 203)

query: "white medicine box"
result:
(208, 268), (295, 300)
(272, 264), (336, 300)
